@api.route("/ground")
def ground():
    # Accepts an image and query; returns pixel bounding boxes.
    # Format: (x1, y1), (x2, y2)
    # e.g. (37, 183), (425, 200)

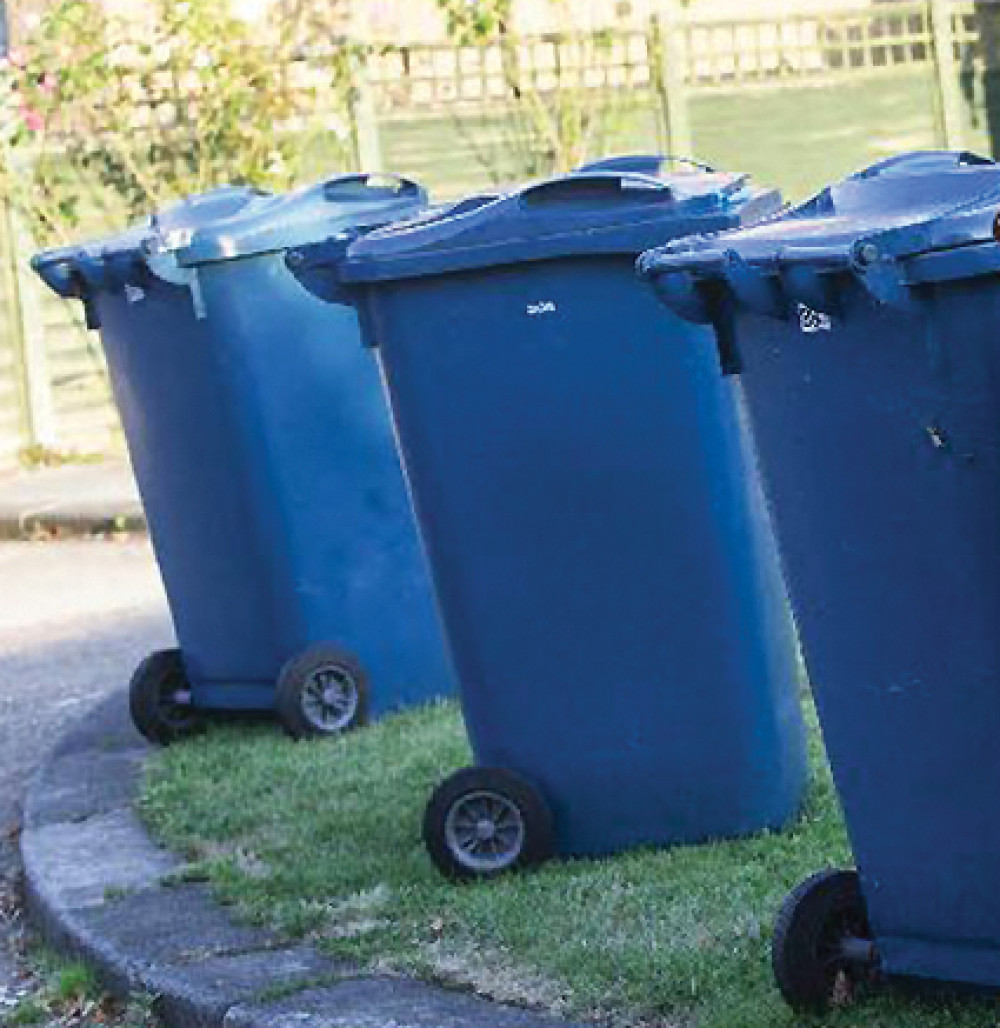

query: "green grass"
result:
(1, 949), (155, 1028)
(364, 69), (997, 206)
(4, 999), (49, 1025)
(139, 699), (1000, 1027)
(690, 72), (945, 203)
(51, 962), (99, 1004)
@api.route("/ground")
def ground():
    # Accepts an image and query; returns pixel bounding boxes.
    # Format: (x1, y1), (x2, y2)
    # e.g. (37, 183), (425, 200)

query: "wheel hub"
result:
(300, 663), (359, 732)
(158, 678), (196, 726)
(443, 789), (526, 873)
(474, 818), (498, 842)
(322, 685), (345, 707)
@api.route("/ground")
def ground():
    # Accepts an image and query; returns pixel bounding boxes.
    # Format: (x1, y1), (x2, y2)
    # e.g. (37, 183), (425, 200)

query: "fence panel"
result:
(8, 1), (1000, 458)
(0, 325), (24, 474)
(0, 211), (24, 473)
(37, 290), (119, 457)
(683, 4), (935, 86)
(380, 98), (663, 198)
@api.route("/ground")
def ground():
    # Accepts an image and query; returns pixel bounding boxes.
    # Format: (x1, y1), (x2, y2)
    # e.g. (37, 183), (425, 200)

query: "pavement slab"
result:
(24, 807), (180, 912)
(143, 947), (351, 1028)
(225, 977), (587, 1028)
(24, 747), (148, 829)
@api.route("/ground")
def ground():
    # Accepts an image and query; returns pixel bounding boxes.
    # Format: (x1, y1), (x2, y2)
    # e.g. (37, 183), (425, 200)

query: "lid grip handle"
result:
(521, 172), (672, 209)
(322, 173), (425, 202)
(850, 151), (994, 181)
(577, 154), (716, 176)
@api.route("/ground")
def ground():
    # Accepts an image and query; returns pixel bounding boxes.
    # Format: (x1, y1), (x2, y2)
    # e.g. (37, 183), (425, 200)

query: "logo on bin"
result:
(124, 284), (146, 305)
(527, 300), (557, 317)
(797, 304), (832, 334)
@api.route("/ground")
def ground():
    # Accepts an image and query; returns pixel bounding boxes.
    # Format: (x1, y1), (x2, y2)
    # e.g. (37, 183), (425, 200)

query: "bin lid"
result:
(171, 174), (427, 267)
(638, 151), (1000, 307)
(32, 174), (428, 300)
(287, 190), (505, 303)
(340, 165), (781, 284)
(32, 184), (264, 299)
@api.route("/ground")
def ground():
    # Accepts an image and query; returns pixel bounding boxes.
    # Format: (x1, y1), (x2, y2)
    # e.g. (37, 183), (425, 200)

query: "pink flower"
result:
(39, 72), (57, 95)
(6, 49), (25, 68)
(20, 105), (44, 132)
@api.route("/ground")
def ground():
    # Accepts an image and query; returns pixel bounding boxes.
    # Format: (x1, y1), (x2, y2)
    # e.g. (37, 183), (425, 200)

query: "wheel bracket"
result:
(839, 936), (877, 968)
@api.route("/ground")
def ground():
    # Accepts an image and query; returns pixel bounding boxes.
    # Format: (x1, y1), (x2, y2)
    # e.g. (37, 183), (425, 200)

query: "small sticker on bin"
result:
(797, 304), (832, 334)
(124, 284), (146, 305)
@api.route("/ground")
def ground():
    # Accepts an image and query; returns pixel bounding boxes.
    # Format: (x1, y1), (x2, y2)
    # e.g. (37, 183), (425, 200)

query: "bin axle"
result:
(837, 935), (877, 968)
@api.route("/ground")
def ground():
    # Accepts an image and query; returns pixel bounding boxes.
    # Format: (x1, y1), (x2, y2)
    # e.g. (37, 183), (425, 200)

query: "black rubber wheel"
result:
(422, 766), (556, 881)
(772, 868), (876, 1012)
(275, 644), (369, 740)
(128, 649), (203, 746)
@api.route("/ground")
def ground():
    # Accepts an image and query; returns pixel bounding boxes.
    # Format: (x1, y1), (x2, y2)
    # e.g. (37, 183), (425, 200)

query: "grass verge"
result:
(2, 948), (155, 1027)
(139, 699), (1000, 1027)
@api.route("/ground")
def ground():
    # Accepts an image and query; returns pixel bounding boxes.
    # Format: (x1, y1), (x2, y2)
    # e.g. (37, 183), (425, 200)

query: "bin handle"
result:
(577, 154), (716, 176)
(322, 173), (425, 202)
(850, 151), (994, 181)
(641, 240), (872, 280)
(638, 245), (729, 279)
(521, 172), (672, 209)
(31, 252), (83, 299)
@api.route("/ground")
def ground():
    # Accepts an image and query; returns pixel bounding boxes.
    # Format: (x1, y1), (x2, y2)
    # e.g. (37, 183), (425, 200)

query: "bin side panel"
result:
(97, 285), (286, 696)
(371, 255), (806, 857)
(195, 257), (456, 716)
(735, 279), (1000, 982)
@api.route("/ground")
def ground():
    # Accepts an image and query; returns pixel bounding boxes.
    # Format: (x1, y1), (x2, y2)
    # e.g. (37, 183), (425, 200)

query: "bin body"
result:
(640, 152), (1000, 986)
(33, 177), (455, 716)
(341, 169), (807, 857)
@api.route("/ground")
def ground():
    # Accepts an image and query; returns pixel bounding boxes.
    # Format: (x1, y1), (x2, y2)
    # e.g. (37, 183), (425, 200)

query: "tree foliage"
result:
(434, 0), (631, 181)
(433, 0), (513, 45)
(1, 0), (357, 243)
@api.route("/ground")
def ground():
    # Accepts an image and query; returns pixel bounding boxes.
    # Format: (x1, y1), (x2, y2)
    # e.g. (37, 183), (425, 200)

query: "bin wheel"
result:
(423, 767), (555, 881)
(275, 644), (369, 739)
(772, 868), (877, 1012)
(129, 649), (203, 746)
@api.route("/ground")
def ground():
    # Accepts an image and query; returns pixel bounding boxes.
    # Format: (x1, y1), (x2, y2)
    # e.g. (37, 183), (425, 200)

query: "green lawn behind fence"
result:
(361, 70), (996, 204)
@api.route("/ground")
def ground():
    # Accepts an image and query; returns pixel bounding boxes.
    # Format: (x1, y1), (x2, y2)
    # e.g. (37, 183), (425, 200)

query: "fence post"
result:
(650, 0), (693, 158)
(348, 44), (384, 172)
(930, 0), (965, 149)
(1, 199), (56, 452)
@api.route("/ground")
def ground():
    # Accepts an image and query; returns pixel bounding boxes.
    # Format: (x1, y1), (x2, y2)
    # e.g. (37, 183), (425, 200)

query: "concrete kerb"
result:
(0, 510), (147, 541)
(20, 694), (589, 1028)
(0, 462), (146, 540)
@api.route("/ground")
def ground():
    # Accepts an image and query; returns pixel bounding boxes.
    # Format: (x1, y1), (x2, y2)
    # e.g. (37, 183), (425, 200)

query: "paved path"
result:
(0, 539), (169, 1015)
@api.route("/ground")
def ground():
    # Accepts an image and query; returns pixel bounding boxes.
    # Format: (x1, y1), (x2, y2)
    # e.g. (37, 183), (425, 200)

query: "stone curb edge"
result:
(20, 694), (588, 1028)
(0, 510), (147, 541)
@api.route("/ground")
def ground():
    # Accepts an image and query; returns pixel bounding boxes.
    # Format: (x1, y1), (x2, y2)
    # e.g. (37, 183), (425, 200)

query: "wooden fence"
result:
(0, 0), (991, 468)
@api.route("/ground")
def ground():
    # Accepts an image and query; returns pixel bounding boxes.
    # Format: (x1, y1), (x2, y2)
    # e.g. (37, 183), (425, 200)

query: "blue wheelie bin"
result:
(32, 174), (456, 743)
(639, 150), (1000, 1010)
(328, 162), (808, 879)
